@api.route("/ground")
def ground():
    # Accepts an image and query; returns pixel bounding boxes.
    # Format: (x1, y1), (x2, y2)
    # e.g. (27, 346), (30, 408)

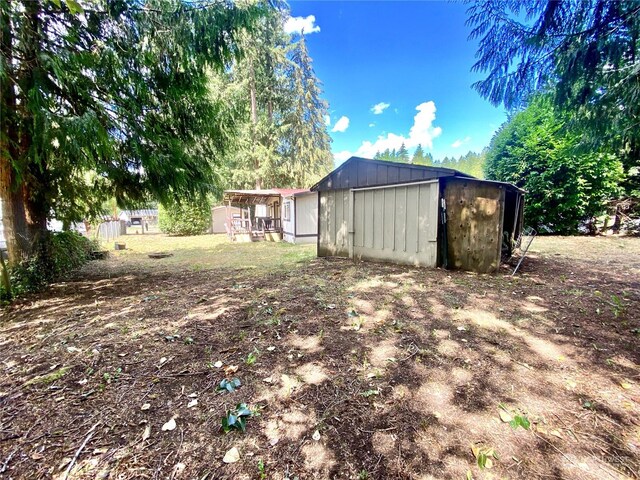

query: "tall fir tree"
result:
(286, 34), (333, 186)
(397, 143), (409, 163)
(0, 0), (263, 265)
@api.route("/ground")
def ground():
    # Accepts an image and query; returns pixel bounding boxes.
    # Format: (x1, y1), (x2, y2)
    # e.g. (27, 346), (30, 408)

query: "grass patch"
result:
(113, 233), (316, 272)
(24, 366), (70, 386)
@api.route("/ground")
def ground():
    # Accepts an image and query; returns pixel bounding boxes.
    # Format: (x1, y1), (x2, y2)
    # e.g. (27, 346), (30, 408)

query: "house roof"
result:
(311, 156), (474, 192)
(223, 188), (308, 205)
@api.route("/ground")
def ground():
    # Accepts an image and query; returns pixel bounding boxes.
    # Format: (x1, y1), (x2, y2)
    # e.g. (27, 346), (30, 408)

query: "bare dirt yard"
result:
(1, 234), (639, 480)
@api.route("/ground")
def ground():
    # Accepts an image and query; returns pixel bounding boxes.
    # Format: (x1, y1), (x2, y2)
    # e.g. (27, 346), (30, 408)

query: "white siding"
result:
(211, 206), (242, 234)
(282, 193), (318, 244)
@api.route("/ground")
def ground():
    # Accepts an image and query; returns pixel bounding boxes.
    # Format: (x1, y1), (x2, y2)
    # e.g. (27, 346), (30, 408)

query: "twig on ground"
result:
(62, 421), (101, 480)
(0, 449), (17, 473)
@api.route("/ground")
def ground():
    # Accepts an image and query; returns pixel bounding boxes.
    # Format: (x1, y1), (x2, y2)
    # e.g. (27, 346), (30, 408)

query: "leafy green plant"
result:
(498, 403), (530, 430)
(103, 367), (122, 384)
(1, 231), (94, 300)
(216, 378), (241, 393)
(609, 294), (626, 318)
(358, 470), (369, 480)
(361, 389), (379, 398)
(158, 199), (211, 236)
(471, 444), (498, 469)
(257, 459), (266, 479)
(246, 348), (259, 366)
(509, 414), (531, 430)
(221, 403), (254, 433)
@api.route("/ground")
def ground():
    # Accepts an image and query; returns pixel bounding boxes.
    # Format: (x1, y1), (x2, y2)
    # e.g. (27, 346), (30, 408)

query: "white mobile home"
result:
(281, 191), (318, 244)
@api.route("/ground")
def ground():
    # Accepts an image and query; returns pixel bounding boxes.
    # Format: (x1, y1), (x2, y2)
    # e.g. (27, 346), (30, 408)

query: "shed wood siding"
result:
(318, 189), (350, 257)
(353, 182), (439, 267)
(444, 178), (505, 273)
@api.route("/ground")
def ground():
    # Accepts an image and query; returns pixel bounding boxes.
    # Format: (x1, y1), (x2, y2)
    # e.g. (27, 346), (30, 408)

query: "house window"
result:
(284, 202), (291, 221)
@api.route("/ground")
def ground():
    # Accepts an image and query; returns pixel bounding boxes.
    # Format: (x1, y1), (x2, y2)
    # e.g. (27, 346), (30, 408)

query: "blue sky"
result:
(286, 1), (508, 165)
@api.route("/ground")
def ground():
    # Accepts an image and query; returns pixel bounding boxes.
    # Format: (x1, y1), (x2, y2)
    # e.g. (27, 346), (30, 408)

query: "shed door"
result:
(352, 182), (439, 267)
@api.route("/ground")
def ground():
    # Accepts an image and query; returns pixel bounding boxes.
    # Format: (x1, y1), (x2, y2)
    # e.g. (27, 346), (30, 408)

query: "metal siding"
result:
(364, 190), (374, 248)
(352, 182), (438, 267)
(399, 168), (411, 182)
(373, 189), (384, 250)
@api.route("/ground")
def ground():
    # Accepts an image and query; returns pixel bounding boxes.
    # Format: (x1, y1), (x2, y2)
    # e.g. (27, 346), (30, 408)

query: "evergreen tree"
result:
(467, 0), (640, 195)
(424, 152), (434, 166)
(485, 96), (624, 233)
(397, 143), (409, 163)
(286, 34), (333, 186)
(215, 8), (332, 190)
(412, 144), (425, 165)
(0, 0), (263, 265)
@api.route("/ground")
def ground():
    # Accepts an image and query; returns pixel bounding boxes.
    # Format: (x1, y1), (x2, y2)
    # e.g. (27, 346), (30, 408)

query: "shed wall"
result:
(318, 189), (350, 256)
(444, 178), (505, 273)
(211, 206), (242, 234)
(353, 182), (439, 267)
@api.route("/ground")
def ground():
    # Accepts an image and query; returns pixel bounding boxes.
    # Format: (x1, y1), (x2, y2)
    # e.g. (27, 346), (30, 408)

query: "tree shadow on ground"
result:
(0, 248), (638, 480)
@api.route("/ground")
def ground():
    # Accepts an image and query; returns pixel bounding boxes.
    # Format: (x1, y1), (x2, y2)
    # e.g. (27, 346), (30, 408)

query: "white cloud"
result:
(333, 150), (353, 164)
(451, 136), (471, 148)
(332, 101), (442, 160)
(324, 114), (331, 126)
(369, 123), (375, 127)
(331, 116), (350, 133)
(371, 102), (390, 115)
(284, 15), (320, 35)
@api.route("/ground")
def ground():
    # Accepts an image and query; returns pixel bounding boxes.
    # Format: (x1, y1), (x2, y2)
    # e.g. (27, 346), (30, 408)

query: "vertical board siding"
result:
(318, 188), (350, 257)
(352, 182), (438, 267)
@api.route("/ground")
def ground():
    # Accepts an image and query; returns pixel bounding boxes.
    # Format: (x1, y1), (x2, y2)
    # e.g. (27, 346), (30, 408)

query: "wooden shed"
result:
(310, 157), (524, 273)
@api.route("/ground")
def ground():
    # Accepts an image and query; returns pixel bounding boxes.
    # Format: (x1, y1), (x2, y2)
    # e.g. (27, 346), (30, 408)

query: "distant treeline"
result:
(373, 144), (486, 179)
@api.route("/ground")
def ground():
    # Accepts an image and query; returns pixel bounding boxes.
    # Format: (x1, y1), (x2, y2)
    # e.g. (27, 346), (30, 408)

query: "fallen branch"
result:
(0, 449), (17, 474)
(61, 421), (101, 480)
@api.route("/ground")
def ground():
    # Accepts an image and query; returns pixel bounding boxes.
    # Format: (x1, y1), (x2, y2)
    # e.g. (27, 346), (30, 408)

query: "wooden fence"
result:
(95, 220), (126, 243)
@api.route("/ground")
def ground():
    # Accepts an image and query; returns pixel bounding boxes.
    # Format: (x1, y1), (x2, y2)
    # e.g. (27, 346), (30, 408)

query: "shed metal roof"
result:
(311, 157), (474, 192)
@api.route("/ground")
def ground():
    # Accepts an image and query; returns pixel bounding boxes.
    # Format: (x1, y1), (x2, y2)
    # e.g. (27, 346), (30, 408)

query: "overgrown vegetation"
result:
(468, 1), (640, 233)
(485, 96), (624, 233)
(0, 231), (95, 300)
(158, 200), (211, 236)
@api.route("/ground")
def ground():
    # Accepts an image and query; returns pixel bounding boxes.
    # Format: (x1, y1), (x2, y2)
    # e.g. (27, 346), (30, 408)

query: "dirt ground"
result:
(1, 235), (639, 480)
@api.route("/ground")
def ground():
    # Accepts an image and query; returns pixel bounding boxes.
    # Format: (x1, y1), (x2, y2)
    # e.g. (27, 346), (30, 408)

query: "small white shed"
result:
(281, 191), (318, 244)
(211, 205), (245, 234)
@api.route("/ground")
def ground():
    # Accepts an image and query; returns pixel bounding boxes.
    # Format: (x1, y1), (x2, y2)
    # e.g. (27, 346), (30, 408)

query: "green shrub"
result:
(158, 199), (211, 236)
(1, 231), (95, 301)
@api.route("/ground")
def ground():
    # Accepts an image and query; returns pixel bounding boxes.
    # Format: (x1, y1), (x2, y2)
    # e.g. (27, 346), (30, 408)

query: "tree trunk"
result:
(0, 0), (31, 266)
(18, 0), (49, 250)
(249, 63), (262, 190)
